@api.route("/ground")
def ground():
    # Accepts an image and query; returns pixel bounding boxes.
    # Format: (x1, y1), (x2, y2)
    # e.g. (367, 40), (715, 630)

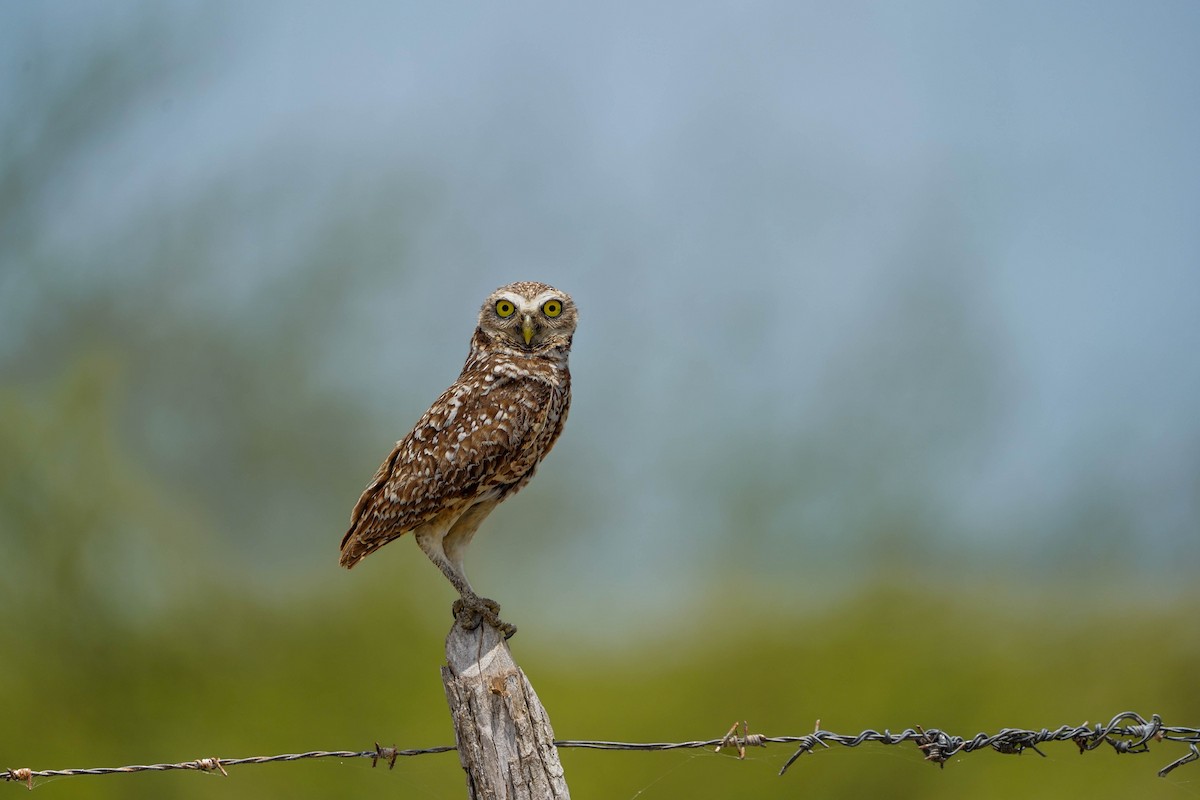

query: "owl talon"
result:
(477, 596), (501, 615)
(451, 598), (482, 630)
(489, 615), (517, 639)
(453, 597), (516, 639)
(476, 597), (516, 638)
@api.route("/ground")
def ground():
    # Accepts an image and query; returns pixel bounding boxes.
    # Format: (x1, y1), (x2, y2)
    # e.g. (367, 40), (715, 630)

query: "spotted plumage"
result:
(340, 281), (576, 637)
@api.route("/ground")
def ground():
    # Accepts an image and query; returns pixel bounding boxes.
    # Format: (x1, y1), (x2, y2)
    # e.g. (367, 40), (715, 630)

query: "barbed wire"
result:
(4, 712), (1196, 790)
(0, 745), (456, 790)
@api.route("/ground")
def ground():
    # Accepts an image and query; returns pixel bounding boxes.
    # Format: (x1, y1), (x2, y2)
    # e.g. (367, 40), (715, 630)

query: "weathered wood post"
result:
(441, 621), (570, 799)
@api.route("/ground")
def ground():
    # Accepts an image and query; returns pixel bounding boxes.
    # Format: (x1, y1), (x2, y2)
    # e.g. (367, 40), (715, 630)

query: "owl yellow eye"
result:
(495, 300), (516, 318)
(542, 299), (562, 318)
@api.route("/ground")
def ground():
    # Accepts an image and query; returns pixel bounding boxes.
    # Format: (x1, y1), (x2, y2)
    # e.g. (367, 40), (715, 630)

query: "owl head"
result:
(476, 281), (577, 354)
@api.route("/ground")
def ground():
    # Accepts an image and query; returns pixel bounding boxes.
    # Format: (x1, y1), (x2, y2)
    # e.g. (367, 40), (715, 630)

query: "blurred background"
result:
(2, 2), (1198, 798)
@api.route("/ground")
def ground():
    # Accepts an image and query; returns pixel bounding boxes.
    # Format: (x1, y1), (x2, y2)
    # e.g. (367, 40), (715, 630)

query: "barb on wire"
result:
(5, 712), (1197, 790)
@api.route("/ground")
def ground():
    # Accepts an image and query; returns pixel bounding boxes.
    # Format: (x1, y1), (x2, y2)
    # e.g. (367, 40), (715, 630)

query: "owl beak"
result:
(522, 315), (535, 345)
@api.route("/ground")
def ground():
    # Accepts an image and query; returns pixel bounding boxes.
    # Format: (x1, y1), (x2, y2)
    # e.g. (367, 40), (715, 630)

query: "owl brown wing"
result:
(339, 376), (554, 567)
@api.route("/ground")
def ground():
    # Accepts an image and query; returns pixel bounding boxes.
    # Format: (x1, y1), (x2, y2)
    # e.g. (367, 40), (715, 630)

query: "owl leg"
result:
(445, 501), (516, 638)
(415, 521), (516, 639)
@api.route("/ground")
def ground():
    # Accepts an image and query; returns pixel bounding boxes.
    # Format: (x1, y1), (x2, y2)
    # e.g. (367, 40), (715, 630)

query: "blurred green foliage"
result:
(0, 365), (1195, 797)
(3, 440), (1199, 800)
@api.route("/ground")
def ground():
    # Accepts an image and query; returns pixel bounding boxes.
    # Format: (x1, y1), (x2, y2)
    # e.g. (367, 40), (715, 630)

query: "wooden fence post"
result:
(441, 621), (570, 799)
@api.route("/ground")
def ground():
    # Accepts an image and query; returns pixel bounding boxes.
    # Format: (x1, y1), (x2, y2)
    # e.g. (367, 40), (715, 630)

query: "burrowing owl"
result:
(340, 281), (576, 637)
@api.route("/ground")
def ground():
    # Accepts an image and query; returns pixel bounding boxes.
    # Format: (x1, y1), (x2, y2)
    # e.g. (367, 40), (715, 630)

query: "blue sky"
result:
(4, 2), (1198, 621)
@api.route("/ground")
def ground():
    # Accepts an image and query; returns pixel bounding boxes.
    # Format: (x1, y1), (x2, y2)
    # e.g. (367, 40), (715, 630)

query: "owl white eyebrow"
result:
(529, 292), (563, 307)
(494, 293), (525, 310)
